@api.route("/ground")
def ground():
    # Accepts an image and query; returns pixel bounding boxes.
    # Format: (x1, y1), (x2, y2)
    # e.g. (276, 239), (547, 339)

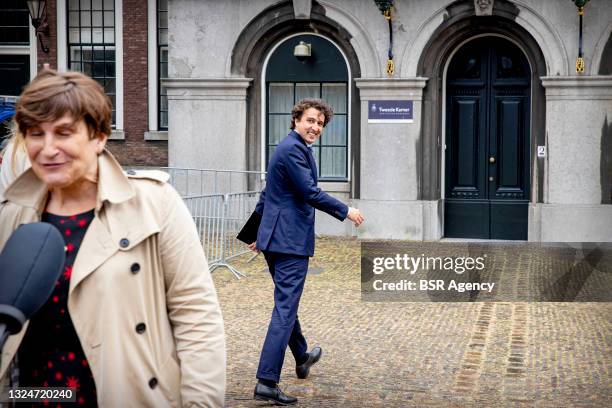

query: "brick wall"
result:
(107, 0), (168, 166)
(31, 1), (166, 166)
(37, 0), (57, 70)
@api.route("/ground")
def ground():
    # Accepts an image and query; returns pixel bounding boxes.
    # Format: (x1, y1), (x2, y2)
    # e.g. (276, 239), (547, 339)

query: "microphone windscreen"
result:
(0, 222), (66, 319)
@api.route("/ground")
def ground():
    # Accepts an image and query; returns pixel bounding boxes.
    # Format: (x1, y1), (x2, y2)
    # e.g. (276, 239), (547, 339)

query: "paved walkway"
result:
(212, 237), (611, 407)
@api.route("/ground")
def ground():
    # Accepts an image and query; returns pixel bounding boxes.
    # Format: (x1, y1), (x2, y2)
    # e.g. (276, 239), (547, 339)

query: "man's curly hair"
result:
(290, 98), (333, 129)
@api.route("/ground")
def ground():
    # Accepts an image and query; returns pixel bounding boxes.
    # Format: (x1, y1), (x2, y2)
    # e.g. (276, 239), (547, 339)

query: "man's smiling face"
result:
(294, 107), (325, 145)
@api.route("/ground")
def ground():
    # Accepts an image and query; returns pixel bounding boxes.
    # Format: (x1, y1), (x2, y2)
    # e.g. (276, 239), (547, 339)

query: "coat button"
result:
(148, 377), (158, 389)
(136, 323), (146, 334)
(130, 263), (141, 274)
(120, 238), (130, 248)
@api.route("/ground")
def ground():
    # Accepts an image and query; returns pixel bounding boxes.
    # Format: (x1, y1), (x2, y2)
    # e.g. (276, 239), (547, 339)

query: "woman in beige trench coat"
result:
(0, 70), (225, 407)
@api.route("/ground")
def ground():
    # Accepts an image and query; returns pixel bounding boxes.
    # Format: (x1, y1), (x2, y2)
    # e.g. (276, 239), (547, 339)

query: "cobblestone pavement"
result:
(212, 237), (612, 408)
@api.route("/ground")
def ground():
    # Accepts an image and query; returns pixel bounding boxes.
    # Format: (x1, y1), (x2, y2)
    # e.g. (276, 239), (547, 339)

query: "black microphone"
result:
(0, 222), (66, 352)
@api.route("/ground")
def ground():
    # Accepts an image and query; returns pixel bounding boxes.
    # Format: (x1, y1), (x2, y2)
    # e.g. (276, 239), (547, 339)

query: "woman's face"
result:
(24, 113), (107, 190)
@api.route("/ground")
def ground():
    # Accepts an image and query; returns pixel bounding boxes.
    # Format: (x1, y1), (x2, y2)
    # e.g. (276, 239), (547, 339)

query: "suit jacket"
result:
(255, 130), (348, 257)
(0, 151), (226, 407)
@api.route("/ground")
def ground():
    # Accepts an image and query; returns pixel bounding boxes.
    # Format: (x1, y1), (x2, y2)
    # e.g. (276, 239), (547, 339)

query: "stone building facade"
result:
(1, 0), (611, 241)
(167, 0), (612, 241)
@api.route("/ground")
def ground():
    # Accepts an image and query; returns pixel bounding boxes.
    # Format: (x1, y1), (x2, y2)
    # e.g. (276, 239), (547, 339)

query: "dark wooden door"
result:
(445, 37), (530, 240)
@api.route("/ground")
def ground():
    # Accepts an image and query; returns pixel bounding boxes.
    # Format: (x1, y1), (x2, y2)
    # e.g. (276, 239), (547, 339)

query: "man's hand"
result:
(248, 242), (260, 253)
(347, 207), (364, 226)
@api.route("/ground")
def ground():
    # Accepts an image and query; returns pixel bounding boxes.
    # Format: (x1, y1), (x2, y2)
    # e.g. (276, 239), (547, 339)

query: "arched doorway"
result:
(263, 34), (350, 181)
(416, 0), (548, 241)
(229, 1), (362, 196)
(444, 36), (531, 239)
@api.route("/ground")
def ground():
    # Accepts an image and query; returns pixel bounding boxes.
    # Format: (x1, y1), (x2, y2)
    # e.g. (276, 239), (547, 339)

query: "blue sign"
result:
(368, 100), (413, 123)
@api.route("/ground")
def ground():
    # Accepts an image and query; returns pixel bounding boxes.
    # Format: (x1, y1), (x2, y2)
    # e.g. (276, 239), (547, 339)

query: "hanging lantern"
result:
(573, 0), (590, 73)
(373, 0), (395, 76)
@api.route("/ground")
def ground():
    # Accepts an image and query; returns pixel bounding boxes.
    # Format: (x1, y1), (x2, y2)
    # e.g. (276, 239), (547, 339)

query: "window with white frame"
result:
(157, 0), (168, 130)
(0, 1), (30, 45)
(0, 1), (32, 139)
(265, 35), (349, 181)
(267, 82), (348, 180)
(67, 0), (116, 124)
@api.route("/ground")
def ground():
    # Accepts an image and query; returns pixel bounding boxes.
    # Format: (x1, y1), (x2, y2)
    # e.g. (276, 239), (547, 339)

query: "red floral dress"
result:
(18, 210), (97, 407)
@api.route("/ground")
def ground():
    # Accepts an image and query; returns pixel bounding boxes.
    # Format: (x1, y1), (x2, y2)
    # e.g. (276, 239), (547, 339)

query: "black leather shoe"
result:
(253, 382), (298, 405)
(296, 346), (322, 379)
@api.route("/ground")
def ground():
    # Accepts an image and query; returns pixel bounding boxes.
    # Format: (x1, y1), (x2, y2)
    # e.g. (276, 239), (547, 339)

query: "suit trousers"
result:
(256, 251), (309, 383)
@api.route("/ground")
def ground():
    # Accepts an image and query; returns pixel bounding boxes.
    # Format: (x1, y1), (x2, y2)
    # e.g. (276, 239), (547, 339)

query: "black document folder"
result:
(236, 211), (262, 244)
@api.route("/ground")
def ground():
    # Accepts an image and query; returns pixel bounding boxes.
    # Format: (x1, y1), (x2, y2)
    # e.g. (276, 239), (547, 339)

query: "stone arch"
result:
(415, 0), (547, 205)
(400, 0), (568, 77)
(592, 22), (612, 75)
(316, 0), (380, 77)
(228, 1), (377, 78)
(228, 1), (364, 197)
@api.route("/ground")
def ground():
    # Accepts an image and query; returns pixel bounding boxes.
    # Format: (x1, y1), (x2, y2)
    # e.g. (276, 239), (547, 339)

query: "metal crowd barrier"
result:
(127, 166), (265, 196)
(126, 166), (266, 279)
(183, 191), (261, 279)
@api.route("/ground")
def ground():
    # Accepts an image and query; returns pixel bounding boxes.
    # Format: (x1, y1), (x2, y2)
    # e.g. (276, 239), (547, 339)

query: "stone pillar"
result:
(535, 76), (612, 241)
(353, 78), (430, 240)
(165, 78), (252, 193)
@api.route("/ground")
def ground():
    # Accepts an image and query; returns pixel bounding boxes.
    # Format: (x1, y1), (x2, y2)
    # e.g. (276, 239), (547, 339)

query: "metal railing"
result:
(183, 191), (261, 279)
(126, 166), (265, 279)
(127, 166), (265, 196)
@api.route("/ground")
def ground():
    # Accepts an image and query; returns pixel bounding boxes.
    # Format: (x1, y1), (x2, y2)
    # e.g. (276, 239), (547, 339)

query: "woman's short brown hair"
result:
(290, 98), (333, 130)
(14, 69), (112, 139)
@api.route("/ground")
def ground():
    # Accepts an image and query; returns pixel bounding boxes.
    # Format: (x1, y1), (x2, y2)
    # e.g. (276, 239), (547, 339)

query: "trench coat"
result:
(0, 140), (30, 200)
(0, 150), (226, 407)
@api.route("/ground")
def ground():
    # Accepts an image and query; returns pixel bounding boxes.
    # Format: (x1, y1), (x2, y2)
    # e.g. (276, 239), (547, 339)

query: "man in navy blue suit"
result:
(250, 99), (364, 405)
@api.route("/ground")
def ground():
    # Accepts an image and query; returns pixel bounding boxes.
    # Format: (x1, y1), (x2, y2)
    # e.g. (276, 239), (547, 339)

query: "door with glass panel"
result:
(265, 35), (349, 181)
